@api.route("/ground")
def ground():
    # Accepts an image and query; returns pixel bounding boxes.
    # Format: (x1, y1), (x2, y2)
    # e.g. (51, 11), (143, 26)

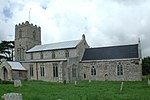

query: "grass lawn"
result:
(0, 79), (150, 100)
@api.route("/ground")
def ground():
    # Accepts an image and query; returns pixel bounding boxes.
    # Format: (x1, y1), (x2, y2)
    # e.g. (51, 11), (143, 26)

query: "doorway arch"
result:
(2, 67), (8, 80)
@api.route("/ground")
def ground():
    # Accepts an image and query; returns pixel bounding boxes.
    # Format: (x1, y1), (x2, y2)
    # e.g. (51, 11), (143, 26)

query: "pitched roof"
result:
(82, 44), (139, 61)
(8, 61), (26, 70)
(27, 40), (81, 53)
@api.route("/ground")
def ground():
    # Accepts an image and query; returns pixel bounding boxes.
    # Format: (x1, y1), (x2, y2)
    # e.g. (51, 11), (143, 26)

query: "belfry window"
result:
(19, 29), (22, 38)
(33, 31), (36, 40)
(91, 66), (96, 75)
(117, 62), (123, 75)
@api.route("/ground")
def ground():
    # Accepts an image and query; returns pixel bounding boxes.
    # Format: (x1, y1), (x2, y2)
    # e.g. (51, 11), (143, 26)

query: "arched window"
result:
(117, 62), (123, 75)
(52, 51), (55, 59)
(65, 50), (69, 58)
(91, 66), (96, 75)
(40, 64), (45, 77)
(33, 31), (36, 40)
(53, 63), (58, 77)
(29, 64), (34, 77)
(19, 29), (22, 38)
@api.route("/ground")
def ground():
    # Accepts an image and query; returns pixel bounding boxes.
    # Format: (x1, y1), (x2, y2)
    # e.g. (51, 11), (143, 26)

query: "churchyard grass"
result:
(0, 78), (150, 100)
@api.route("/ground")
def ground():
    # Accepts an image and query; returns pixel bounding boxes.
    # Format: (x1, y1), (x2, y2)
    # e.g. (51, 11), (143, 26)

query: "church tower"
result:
(15, 21), (41, 61)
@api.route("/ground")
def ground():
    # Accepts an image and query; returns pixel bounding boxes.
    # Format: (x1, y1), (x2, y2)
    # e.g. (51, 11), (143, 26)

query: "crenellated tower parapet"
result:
(15, 21), (41, 30)
(15, 21), (41, 61)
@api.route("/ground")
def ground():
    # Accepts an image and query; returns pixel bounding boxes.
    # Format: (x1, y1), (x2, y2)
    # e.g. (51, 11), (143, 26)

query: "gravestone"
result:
(148, 79), (150, 87)
(89, 80), (91, 83)
(120, 82), (124, 92)
(1, 93), (22, 100)
(14, 80), (22, 87)
(75, 81), (77, 85)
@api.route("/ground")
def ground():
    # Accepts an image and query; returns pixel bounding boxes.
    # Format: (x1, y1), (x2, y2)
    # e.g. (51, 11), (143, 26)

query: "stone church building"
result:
(0, 21), (142, 82)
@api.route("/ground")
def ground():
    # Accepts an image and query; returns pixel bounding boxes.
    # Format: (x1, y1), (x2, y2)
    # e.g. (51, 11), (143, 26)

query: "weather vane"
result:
(29, 8), (31, 22)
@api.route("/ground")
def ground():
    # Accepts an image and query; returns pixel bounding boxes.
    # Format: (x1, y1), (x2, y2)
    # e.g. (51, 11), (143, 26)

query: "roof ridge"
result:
(90, 43), (138, 49)
(27, 39), (81, 52)
(35, 39), (81, 47)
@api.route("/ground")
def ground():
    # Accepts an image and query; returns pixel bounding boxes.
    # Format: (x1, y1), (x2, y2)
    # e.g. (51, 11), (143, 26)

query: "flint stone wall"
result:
(80, 59), (142, 81)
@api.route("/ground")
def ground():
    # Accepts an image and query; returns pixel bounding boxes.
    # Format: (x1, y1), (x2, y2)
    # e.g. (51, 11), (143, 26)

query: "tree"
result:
(0, 41), (14, 61)
(142, 56), (150, 75)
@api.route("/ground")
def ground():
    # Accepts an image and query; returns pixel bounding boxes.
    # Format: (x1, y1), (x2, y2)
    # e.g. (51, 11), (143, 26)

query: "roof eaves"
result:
(21, 59), (67, 63)
(81, 58), (140, 63)
(26, 47), (77, 53)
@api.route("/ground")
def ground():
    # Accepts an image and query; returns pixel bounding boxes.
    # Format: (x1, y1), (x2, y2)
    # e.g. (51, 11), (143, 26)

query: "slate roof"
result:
(8, 61), (26, 70)
(27, 40), (81, 53)
(82, 44), (139, 61)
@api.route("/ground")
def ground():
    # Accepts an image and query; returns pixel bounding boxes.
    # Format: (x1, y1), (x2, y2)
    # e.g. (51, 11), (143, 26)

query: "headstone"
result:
(89, 80), (91, 83)
(75, 81), (77, 85)
(14, 80), (22, 87)
(1, 93), (22, 100)
(63, 80), (66, 84)
(120, 82), (124, 92)
(148, 79), (150, 87)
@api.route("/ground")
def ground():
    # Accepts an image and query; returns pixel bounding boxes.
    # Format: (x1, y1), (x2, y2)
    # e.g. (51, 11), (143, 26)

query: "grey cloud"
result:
(39, 0), (52, 10)
(113, 0), (148, 5)
(3, 6), (13, 19)
(0, 0), (150, 57)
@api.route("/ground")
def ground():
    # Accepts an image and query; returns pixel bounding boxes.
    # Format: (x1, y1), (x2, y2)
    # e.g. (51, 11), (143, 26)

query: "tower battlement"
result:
(15, 21), (41, 29)
(15, 21), (41, 61)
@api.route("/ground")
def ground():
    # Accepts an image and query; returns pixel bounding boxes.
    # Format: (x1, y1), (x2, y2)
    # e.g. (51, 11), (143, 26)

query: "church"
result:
(0, 21), (142, 82)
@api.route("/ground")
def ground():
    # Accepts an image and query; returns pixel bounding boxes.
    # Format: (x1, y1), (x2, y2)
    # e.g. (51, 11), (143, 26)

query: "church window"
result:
(65, 50), (69, 58)
(31, 53), (33, 59)
(40, 64), (45, 77)
(91, 66), (96, 75)
(53, 63), (58, 77)
(22, 48), (25, 61)
(19, 29), (22, 38)
(40, 52), (43, 59)
(117, 62), (123, 75)
(72, 68), (76, 77)
(17, 47), (25, 61)
(30, 64), (34, 77)
(33, 31), (36, 40)
(52, 51), (55, 59)
(19, 71), (22, 77)
(17, 48), (21, 60)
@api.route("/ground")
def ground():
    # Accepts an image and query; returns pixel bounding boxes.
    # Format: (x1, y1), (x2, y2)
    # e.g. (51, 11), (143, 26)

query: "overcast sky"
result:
(0, 0), (150, 57)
